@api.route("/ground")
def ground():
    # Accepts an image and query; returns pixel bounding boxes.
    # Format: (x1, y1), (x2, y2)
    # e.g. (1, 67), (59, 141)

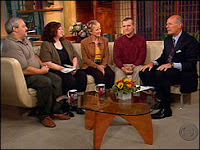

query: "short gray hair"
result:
(86, 20), (100, 32)
(5, 17), (23, 34)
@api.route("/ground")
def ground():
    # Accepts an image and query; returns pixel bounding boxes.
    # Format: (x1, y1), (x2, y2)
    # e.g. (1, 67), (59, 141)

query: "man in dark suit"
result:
(139, 15), (199, 119)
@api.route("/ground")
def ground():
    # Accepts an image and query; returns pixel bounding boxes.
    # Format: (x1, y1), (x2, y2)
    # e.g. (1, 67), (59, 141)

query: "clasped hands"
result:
(122, 65), (135, 74)
(97, 65), (106, 75)
(140, 62), (173, 72)
(41, 64), (49, 74)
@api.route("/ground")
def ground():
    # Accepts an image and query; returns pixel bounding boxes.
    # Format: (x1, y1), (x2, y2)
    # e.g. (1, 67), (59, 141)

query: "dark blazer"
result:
(156, 31), (199, 93)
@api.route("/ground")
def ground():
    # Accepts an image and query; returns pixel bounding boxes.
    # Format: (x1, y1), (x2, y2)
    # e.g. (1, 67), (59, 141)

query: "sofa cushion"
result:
(87, 75), (95, 84)
(145, 41), (164, 64)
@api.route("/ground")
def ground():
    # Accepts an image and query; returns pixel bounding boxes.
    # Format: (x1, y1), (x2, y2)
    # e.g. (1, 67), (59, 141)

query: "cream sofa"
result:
(1, 41), (198, 108)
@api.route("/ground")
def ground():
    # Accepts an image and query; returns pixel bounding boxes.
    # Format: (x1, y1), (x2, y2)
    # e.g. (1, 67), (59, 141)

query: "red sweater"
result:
(114, 34), (147, 68)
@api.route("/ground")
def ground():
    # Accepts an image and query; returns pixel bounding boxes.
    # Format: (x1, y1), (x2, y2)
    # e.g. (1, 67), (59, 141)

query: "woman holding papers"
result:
(40, 21), (86, 115)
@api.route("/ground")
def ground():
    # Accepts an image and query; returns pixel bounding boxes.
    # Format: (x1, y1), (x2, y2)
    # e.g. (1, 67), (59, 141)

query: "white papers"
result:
(61, 68), (76, 73)
(63, 64), (73, 68)
(135, 85), (155, 93)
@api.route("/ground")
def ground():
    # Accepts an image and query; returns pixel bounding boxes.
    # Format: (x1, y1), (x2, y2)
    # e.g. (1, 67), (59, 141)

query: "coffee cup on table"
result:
(67, 89), (78, 107)
(95, 83), (105, 96)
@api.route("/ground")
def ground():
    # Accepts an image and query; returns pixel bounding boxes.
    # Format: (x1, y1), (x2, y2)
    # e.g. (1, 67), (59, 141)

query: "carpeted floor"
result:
(1, 91), (199, 149)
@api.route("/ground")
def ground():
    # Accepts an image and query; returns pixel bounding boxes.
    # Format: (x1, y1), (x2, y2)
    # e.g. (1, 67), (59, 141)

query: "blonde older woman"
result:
(81, 20), (115, 89)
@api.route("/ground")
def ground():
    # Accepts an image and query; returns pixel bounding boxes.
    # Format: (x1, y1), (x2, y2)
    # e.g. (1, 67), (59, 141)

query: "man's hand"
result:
(157, 63), (172, 71)
(41, 65), (49, 74)
(140, 62), (154, 72)
(122, 67), (133, 74)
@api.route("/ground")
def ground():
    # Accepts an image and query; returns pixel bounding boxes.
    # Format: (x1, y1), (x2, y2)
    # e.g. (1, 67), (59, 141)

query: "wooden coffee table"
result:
(79, 90), (155, 149)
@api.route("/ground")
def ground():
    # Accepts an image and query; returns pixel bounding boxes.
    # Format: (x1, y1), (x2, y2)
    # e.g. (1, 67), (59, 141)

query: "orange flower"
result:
(127, 82), (134, 88)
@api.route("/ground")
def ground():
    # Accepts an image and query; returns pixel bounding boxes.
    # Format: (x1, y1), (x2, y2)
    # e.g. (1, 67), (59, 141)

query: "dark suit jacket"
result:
(156, 31), (199, 93)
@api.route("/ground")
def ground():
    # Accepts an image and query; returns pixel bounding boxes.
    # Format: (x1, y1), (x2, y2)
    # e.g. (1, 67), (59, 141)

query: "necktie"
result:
(167, 38), (176, 63)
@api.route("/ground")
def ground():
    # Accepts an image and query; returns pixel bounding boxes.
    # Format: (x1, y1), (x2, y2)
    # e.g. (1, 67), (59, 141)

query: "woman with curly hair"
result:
(40, 21), (86, 115)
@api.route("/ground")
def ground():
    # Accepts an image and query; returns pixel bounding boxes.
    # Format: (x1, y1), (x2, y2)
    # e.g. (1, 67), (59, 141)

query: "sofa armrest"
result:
(1, 57), (37, 108)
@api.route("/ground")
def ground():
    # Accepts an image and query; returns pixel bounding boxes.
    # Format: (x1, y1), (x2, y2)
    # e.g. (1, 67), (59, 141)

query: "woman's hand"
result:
(97, 65), (105, 75)
(43, 61), (65, 71)
(71, 70), (77, 75)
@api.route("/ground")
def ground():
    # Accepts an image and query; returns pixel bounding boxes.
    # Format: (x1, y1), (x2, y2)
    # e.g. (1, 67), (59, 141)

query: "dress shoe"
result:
(70, 106), (77, 111)
(76, 108), (85, 115)
(151, 108), (172, 119)
(50, 114), (70, 120)
(65, 111), (75, 117)
(71, 106), (85, 115)
(41, 116), (56, 128)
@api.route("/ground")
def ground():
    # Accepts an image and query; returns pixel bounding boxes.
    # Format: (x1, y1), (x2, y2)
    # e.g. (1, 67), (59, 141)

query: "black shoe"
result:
(71, 106), (77, 111)
(76, 108), (85, 115)
(65, 111), (75, 117)
(151, 108), (172, 119)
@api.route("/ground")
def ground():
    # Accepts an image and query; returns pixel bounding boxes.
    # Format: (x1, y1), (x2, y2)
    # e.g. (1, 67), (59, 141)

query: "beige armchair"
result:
(1, 57), (37, 108)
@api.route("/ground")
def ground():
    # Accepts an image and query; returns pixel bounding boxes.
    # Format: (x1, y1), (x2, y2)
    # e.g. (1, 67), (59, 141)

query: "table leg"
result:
(120, 114), (153, 145)
(94, 112), (116, 149)
(85, 110), (95, 130)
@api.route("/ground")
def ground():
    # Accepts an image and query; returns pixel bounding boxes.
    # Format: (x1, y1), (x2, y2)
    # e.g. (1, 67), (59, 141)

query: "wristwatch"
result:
(171, 62), (174, 68)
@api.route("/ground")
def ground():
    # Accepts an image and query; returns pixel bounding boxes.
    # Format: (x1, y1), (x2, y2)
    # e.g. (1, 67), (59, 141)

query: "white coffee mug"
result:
(95, 84), (105, 96)
(67, 89), (78, 106)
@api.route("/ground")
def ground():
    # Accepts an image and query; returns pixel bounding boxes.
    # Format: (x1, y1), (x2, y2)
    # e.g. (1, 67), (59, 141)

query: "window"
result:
(179, 1), (199, 34)
(137, 1), (199, 40)
(115, 1), (132, 34)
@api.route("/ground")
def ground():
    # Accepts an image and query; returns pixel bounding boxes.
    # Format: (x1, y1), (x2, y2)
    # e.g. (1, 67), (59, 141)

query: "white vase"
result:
(117, 92), (132, 100)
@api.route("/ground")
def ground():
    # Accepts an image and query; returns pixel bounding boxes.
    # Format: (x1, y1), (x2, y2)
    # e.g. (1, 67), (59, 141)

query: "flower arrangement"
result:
(68, 22), (89, 38)
(112, 78), (140, 94)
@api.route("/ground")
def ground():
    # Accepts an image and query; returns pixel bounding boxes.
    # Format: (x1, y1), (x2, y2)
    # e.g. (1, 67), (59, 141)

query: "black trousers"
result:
(84, 66), (115, 89)
(139, 67), (181, 109)
(25, 72), (63, 121)
(51, 69), (87, 94)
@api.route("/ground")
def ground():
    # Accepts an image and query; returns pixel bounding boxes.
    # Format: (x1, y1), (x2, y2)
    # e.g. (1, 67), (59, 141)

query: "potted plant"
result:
(68, 22), (89, 42)
(112, 78), (140, 100)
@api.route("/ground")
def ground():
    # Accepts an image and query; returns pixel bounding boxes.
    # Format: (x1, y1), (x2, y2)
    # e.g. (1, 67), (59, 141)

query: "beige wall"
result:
(43, 1), (64, 26)
(63, 1), (76, 36)
(43, 1), (77, 36)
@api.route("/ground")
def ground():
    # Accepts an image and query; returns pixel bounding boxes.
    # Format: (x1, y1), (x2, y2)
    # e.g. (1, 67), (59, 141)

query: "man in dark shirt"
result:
(140, 15), (199, 119)
(114, 17), (147, 84)
(2, 17), (71, 127)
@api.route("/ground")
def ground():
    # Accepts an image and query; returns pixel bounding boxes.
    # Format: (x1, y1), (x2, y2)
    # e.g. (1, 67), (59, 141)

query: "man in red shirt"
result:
(113, 17), (147, 84)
